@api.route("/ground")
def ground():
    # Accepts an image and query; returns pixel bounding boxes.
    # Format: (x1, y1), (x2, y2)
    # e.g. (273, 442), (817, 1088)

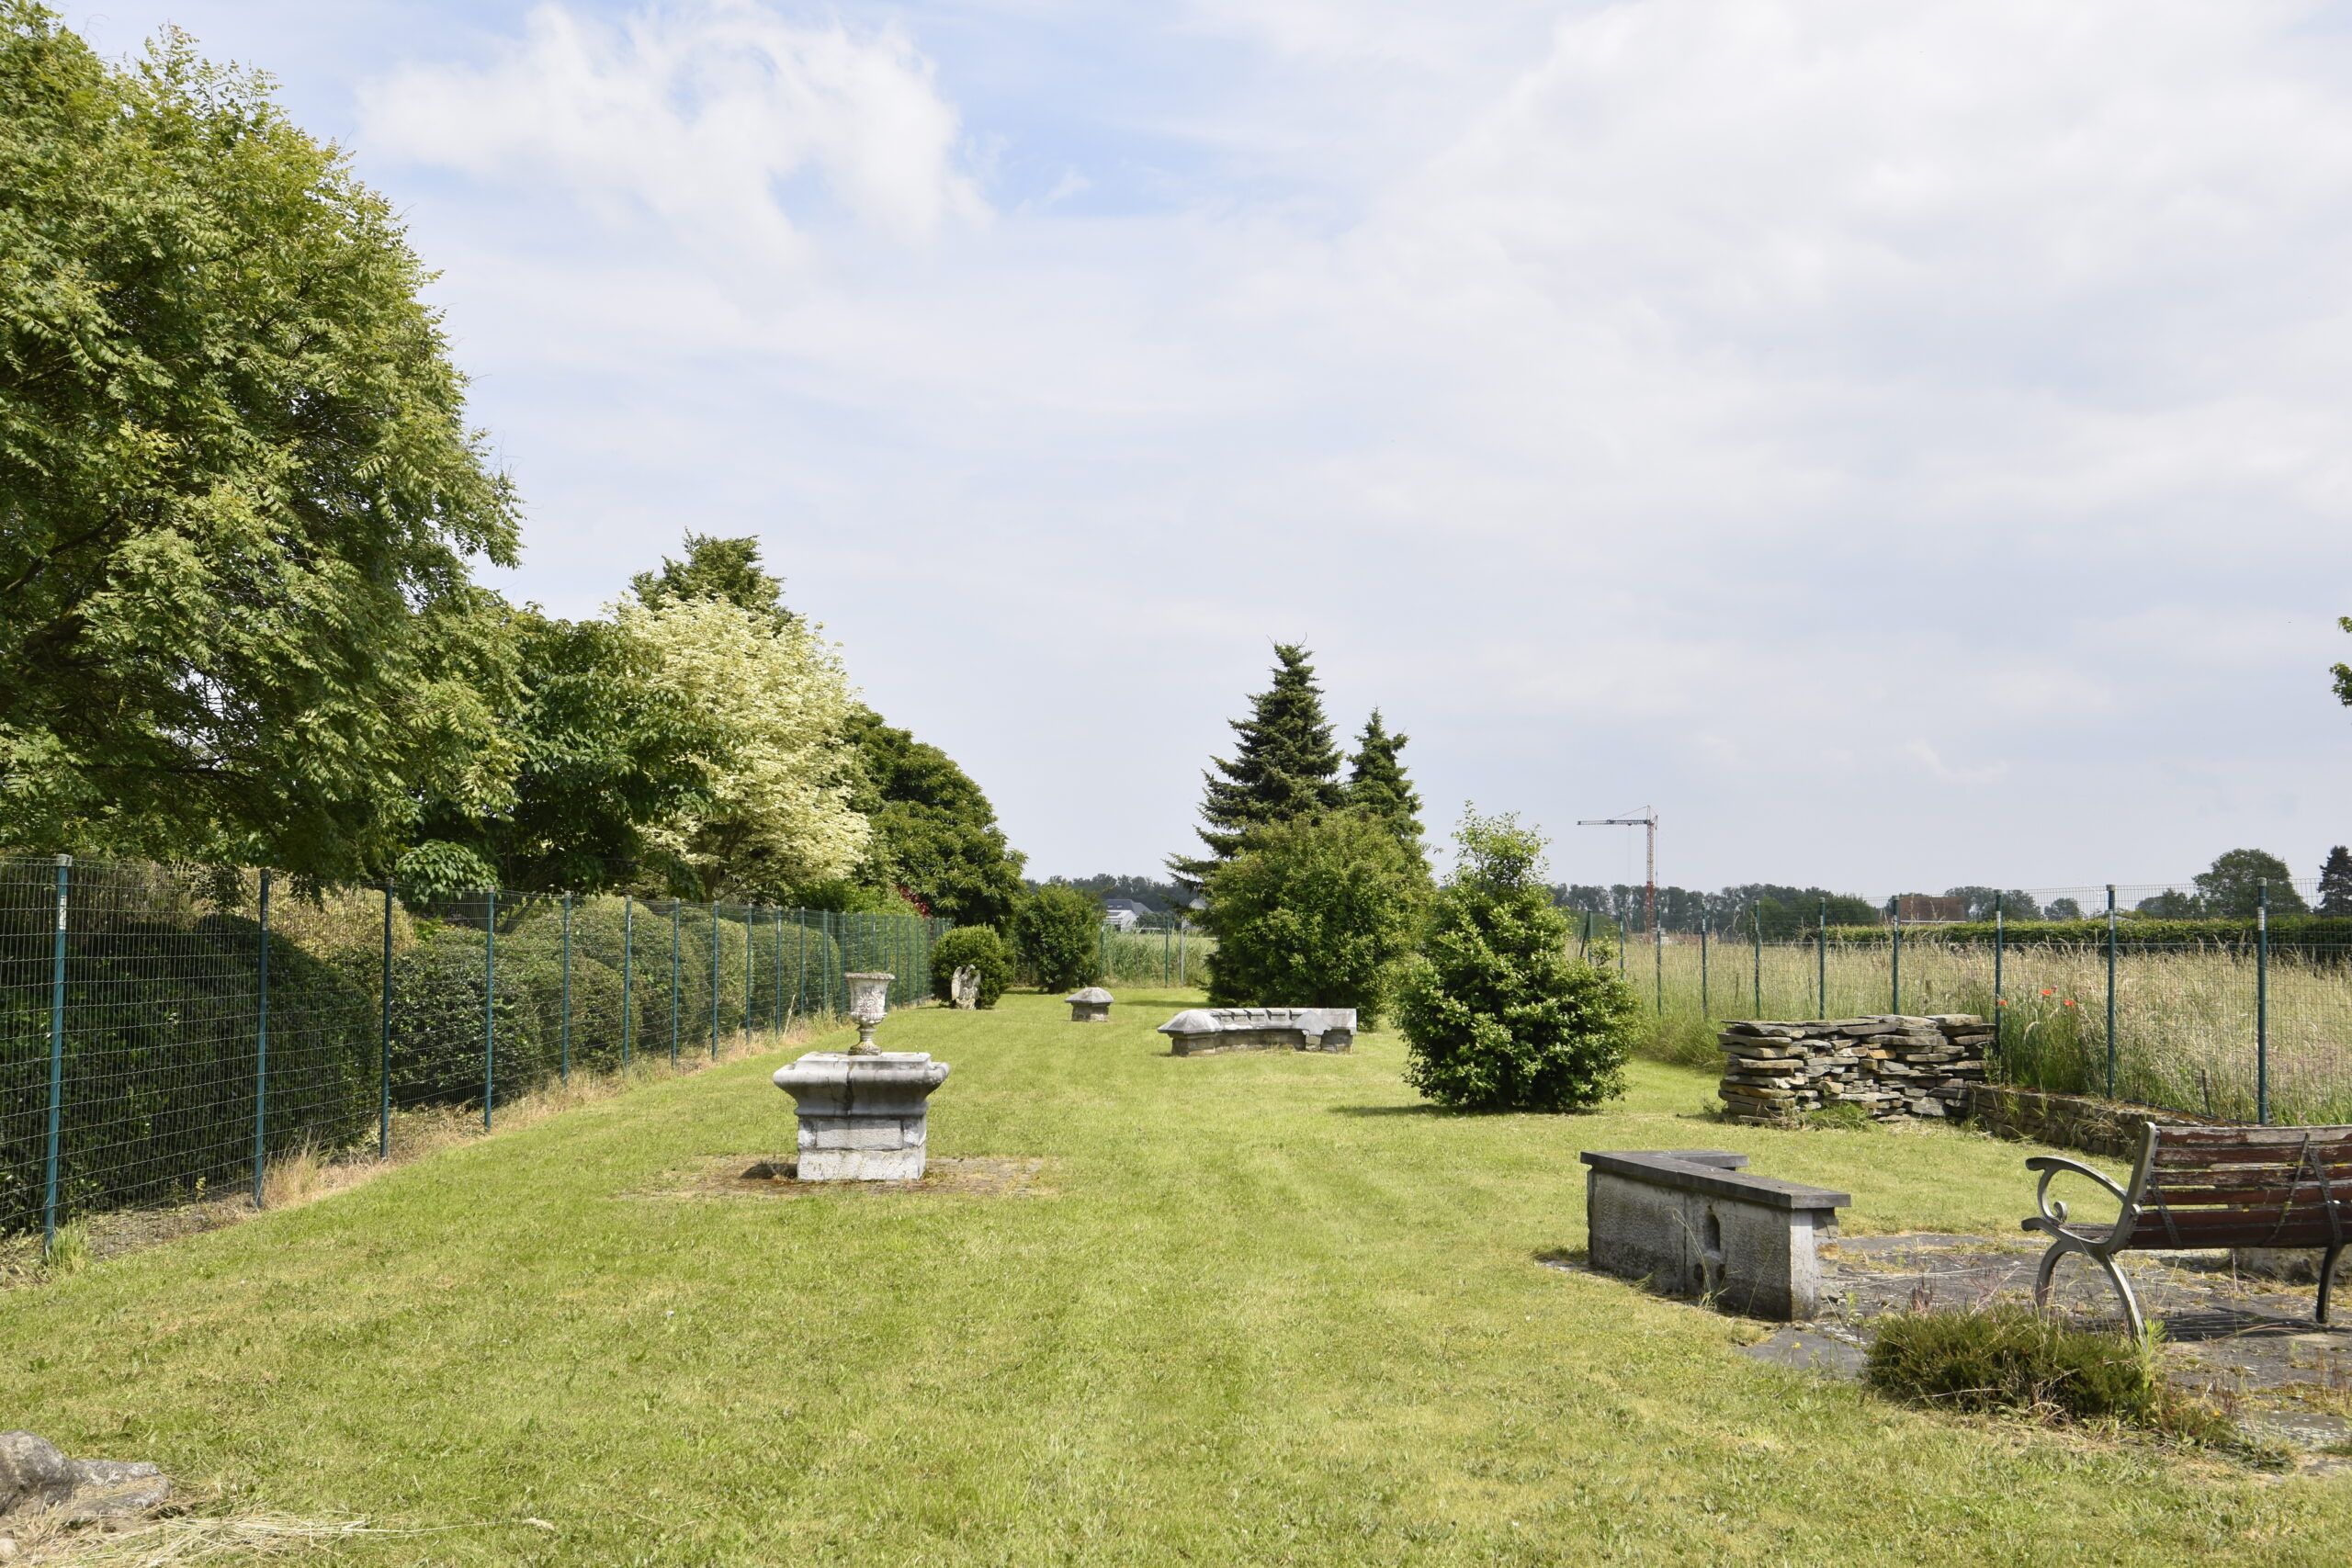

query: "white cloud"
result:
(359, 1), (985, 266)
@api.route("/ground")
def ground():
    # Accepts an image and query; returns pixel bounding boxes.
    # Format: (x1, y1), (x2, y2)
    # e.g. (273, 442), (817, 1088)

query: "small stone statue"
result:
(951, 965), (980, 1010)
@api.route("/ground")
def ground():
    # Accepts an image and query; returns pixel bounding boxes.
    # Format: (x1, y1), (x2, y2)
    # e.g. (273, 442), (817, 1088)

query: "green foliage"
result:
(2321, 847), (2352, 919)
(1399, 811), (1638, 1112)
(930, 925), (1012, 1009)
(1344, 709), (1424, 856)
(413, 612), (716, 895)
(629, 532), (791, 625)
(1170, 643), (1343, 886)
(843, 706), (1026, 928)
(379, 927), (550, 1109)
(393, 840), (499, 905)
(1866, 1306), (2238, 1448)
(1822, 913), (2352, 952)
(2195, 848), (2306, 918)
(0, 7), (522, 880)
(0, 870), (374, 1231)
(1202, 811), (1422, 1027)
(1013, 884), (1102, 992)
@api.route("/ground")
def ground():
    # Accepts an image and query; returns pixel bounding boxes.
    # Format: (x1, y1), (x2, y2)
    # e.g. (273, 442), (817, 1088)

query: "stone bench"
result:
(1579, 1148), (1850, 1320)
(1156, 1007), (1356, 1055)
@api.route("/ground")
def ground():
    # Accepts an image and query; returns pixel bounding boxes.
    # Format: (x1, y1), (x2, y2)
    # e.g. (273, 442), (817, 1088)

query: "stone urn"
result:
(1066, 987), (1114, 1023)
(773, 1051), (952, 1181)
(844, 971), (893, 1055)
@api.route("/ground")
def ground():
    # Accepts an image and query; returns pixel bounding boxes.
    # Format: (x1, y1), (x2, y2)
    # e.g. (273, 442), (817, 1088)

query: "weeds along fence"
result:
(1096, 924), (1213, 988)
(1579, 882), (2352, 1127)
(0, 853), (948, 1248)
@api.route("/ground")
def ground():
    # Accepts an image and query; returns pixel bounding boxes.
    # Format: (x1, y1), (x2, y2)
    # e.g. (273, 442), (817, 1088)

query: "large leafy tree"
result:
(0, 8), (521, 879)
(1345, 708), (1425, 857)
(1170, 643), (1343, 887)
(404, 610), (719, 897)
(2192, 848), (2307, 919)
(843, 706), (1025, 927)
(616, 593), (867, 897)
(1203, 810), (1422, 1026)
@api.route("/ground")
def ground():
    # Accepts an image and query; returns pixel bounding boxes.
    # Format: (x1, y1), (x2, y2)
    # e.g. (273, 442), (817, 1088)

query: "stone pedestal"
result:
(1578, 1149), (1849, 1320)
(773, 1051), (952, 1180)
(1066, 987), (1114, 1022)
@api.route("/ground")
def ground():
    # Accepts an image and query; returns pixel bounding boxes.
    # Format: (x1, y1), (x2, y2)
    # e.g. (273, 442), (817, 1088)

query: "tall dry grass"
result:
(1633, 932), (2352, 1122)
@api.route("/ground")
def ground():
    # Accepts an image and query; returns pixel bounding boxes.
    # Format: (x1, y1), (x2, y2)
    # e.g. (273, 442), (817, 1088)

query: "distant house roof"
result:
(1102, 898), (1153, 915)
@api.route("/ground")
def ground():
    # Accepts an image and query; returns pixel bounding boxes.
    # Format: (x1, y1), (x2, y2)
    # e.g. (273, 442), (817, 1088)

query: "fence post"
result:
(622, 895), (634, 1069)
(254, 867), (270, 1209)
(1816, 897), (1826, 1018)
(1700, 918), (1709, 1020)
(560, 893), (573, 1086)
(1653, 921), (1663, 1014)
(484, 886), (496, 1132)
(42, 854), (69, 1254)
(1577, 911), (1589, 963)
(1164, 925), (1172, 986)
(380, 877), (393, 1160)
(796, 913), (808, 1021)
(1178, 920), (1188, 987)
(2117, 884), (2135, 1104)
(1751, 906), (1761, 1016)
(2257, 880), (2270, 1124)
(1889, 897), (1901, 1014)
(710, 904), (719, 1059)
(775, 909), (786, 1035)
(1991, 894), (2004, 1066)
(670, 900), (681, 1066)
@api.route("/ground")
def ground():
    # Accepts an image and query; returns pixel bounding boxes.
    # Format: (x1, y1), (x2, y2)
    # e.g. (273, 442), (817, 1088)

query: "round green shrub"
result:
(1398, 811), (1638, 1111)
(930, 925), (1012, 1008)
(1013, 885), (1102, 992)
(1203, 809), (1422, 1028)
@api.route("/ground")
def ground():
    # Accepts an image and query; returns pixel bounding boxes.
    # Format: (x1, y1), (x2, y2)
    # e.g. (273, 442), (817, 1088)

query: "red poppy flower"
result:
(2041, 988), (2054, 997)
(2063, 998), (2076, 1008)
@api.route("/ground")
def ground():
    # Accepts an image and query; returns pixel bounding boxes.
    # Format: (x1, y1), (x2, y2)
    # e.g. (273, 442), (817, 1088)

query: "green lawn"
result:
(6, 993), (2342, 1564)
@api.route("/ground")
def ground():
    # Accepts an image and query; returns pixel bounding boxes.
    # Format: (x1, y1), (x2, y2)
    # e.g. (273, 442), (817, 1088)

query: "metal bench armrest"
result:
(2024, 1156), (2132, 1249)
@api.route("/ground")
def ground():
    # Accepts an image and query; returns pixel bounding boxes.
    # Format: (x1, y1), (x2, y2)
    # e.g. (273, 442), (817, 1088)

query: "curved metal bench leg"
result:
(2032, 1241), (2065, 1309)
(2089, 1250), (2145, 1339)
(2321, 1243), (2346, 1326)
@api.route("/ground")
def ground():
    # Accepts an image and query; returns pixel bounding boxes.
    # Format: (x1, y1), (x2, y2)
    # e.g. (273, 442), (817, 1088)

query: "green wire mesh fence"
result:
(2, 854), (947, 1248)
(1578, 878), (2352, 1127)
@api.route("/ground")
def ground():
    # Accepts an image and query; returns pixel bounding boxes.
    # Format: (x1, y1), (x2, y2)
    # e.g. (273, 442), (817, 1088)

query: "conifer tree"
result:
(1170, 643), (1343, 886)
(1346, 709), (1424, 852)
(2321, 847), (2352, 917)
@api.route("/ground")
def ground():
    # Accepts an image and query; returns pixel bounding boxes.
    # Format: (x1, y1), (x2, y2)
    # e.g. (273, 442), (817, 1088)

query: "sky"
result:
(52, 0), (2352, 898)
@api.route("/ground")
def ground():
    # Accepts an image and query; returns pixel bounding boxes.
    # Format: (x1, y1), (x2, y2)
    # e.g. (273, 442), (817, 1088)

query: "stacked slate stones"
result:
(1717, 1015), (1991, 1124)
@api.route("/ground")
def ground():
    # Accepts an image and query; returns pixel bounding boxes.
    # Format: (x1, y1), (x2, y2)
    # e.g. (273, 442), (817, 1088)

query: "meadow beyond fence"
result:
(1588, 881), (2352, 1126)
(0, 854), (946, 1247)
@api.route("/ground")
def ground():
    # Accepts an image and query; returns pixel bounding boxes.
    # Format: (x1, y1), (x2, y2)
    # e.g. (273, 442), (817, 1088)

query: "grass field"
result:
(6, 991), (2347, 1564)
(1634, 932), (2352, 1124)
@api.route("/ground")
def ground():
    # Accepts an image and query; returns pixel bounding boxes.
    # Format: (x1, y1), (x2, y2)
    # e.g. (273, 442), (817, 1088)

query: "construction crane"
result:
(1576, 807), (1658, 948)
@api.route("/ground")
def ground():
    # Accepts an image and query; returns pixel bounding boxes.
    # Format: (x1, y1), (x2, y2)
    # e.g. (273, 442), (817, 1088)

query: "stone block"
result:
(1580, 1150), (1849, 1320)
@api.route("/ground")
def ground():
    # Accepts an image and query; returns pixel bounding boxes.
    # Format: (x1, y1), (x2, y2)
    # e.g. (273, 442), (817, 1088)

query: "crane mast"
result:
(1575, 807), (1659, 947)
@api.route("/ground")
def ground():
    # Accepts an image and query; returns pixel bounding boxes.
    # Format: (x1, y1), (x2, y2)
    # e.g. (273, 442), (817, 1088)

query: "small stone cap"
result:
(844, 971), (895, 982)
(1067, 987), (1114, 1004)
(1158, 1009), (1218, 1035)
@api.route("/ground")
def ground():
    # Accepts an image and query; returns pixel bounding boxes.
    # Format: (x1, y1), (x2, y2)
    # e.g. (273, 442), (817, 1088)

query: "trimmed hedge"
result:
(930, 926), (1011, 1008)
(1823, 916), (2352, 952)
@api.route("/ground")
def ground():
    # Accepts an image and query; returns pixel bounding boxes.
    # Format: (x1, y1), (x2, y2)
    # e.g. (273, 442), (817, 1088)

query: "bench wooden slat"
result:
(2144, 1186), (2352, 1208)
(2154, 1127), (2352, 1156)
(2152, 1145), (2352, 1169)
(2147, 1165), (2352, 1192)
(2132, 1218), (2348, 1248)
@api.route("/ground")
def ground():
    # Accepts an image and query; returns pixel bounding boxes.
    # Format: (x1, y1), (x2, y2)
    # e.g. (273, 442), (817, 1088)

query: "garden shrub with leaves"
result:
(1203, 810), (1421, 1026)
(931, 926), (1012, 1008)
(1013, 885), (1102, 992)
(1398, 811), (1638, 1112)
(1866, 1305), (2243, 1450)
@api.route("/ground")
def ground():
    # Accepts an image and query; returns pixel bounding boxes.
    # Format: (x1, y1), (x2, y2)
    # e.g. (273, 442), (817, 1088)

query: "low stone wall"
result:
(1718, 1015), (1990, 1124)
(1963, 1082), (2218, 1159)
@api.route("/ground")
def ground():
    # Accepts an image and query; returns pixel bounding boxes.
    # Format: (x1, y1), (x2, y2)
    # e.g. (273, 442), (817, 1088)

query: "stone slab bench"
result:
(1157, 1008), (1356, 1055)
(1579, 1148), (1851, 1320)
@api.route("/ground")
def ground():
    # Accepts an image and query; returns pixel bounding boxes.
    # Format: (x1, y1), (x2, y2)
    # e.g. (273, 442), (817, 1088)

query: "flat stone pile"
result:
(1718, 1015), (1991, 1124)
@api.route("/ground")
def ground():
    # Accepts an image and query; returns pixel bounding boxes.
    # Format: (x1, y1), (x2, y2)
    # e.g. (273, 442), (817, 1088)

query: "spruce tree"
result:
(1346, 709), (1424, 852)
(2321, 847), (2352, 917)
(1170, 643), (1343, 886)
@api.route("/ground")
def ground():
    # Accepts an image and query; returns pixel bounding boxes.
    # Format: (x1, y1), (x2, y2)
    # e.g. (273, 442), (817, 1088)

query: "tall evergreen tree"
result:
(629, 532), (791, 625)
(1346, 709), (1423, 851)
(1170, 643), (1343, 886)
(2320, 847), (2352, 917)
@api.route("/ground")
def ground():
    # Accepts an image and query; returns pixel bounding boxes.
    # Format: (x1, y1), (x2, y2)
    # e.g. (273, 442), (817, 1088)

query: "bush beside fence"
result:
(0, 855), (944, 1247)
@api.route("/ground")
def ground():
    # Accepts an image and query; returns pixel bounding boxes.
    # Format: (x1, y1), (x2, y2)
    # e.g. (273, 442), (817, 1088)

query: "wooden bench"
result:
(2023, 1123), (2352, 1337)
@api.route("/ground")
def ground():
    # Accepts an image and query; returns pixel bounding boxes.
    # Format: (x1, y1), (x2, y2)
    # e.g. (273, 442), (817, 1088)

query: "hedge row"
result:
(1817, 915), (2352, 951)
